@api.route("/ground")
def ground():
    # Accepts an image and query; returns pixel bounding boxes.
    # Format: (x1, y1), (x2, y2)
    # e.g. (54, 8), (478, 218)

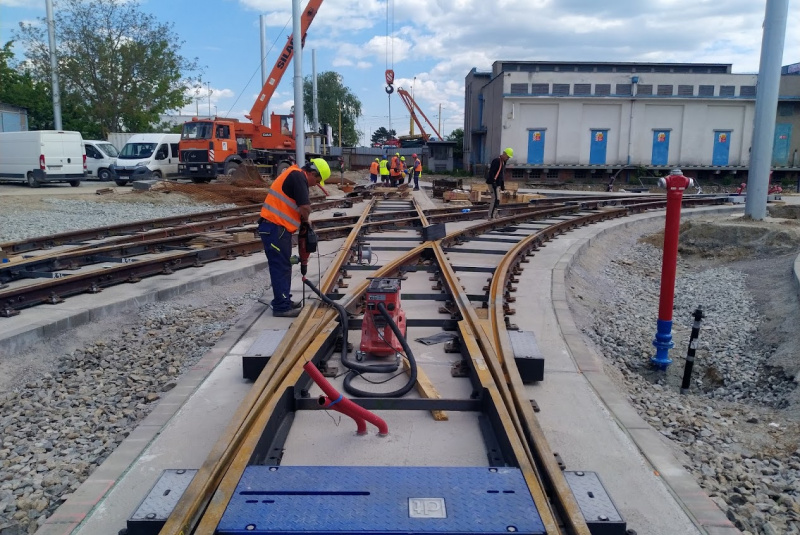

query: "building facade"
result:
(465, 61), (800, 184)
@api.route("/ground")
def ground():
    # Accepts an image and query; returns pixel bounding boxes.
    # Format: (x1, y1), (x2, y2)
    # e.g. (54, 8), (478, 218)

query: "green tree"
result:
(14, 0), (199, 137)
(447, 127), (464, 159)
(303, 71), (361, 147)
(370, 126), (396, 146)
(0, 41), (53, 130)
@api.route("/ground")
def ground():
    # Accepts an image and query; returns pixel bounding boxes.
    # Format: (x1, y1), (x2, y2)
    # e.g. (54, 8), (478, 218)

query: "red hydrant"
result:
(651, 169), (693, 369)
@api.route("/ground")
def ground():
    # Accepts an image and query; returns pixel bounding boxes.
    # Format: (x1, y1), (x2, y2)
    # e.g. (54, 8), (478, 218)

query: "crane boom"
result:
(247, 0), (324, 127)
(397, 88), (442, 141)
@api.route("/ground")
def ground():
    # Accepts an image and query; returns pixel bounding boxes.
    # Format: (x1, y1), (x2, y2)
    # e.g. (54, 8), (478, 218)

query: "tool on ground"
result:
(359, 278), (406, 357)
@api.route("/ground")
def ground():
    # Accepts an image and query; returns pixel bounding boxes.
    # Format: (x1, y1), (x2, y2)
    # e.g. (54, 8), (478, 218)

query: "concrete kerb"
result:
(0, 255), (268, 356)
(551, 204), (744, 534)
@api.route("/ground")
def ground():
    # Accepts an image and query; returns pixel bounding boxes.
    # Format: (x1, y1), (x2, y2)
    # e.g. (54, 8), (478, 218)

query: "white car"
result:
(83, 140), (119, 181)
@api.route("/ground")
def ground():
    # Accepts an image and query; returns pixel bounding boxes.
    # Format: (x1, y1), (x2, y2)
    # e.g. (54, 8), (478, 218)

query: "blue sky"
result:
(1, 0), (799, 145)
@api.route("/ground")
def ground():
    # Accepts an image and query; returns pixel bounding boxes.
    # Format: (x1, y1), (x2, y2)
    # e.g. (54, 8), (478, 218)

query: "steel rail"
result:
(160, 200), (376, 535)
(161, 196), (715, 533)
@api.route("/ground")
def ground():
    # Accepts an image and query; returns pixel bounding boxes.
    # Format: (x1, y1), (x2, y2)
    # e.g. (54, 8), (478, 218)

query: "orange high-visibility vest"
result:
(260, 165), (303, 232)
(370, 161), (379, 174)
(414, 158), (422, 172)
(390, 156), (401, 176)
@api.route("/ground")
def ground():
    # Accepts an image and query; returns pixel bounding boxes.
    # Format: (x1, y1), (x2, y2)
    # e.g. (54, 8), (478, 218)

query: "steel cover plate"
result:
(563, 471), (623, 522)
(129, 469), (197, 522)
(507, 331), (543, 360)
(218, 466), (546, 534)
(244, 329), (288, 357)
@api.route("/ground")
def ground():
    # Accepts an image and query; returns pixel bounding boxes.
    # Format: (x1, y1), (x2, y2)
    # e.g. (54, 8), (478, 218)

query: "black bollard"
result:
(680, 306), (704, 394)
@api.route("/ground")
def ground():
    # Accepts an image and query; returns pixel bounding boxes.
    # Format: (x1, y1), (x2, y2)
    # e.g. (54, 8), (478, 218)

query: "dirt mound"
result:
(641, 215), (800, 260)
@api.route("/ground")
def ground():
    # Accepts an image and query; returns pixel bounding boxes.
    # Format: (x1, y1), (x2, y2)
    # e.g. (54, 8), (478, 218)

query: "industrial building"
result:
(464, 60), (800, 184)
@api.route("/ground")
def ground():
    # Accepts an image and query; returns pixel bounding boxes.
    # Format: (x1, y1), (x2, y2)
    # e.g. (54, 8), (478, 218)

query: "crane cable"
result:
(385, 0), (395, 131)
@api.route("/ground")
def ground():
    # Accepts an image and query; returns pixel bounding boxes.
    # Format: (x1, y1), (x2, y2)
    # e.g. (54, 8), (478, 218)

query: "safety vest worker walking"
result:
(369, 158), (379, 183)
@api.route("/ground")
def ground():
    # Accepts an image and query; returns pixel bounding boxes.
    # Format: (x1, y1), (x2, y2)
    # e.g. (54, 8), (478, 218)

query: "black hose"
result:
(302, 278), (418, 398)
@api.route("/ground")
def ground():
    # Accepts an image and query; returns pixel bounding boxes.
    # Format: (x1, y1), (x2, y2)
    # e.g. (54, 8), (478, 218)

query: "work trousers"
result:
(411, 170), (420, 189)
(258, 220), (293, 313)
(370, 173), (378, 183)
(488, 184), (500, 219)
(390, 173), (400, 187)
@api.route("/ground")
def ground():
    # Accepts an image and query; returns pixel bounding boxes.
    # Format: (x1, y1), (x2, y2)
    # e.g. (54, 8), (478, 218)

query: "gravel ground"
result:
(567, 212), (800, 535)
(0, 192), (236, 243)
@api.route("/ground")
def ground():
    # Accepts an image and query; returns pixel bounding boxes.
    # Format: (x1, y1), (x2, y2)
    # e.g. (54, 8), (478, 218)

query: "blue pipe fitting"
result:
(651, 318), (674, 369)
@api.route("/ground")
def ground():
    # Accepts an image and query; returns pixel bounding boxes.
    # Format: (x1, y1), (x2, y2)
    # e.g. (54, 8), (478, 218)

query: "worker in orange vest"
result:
(258, 158), (331, 317)
(369, 157), (379, 183)
(389, 152), (401, 187)
(411, 153), (422, 190)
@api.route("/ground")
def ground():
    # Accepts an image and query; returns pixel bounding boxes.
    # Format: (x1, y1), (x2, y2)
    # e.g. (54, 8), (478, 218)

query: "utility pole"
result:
(291, 0), (305, 165)
(207, 82), (212, 118)
(312, 49), (319, 153)
(438, 104), (442, 139)
(745, 0), (789, 220)
(410, 76), (416, 136)
(45, 0), (62, 130)
(260, 15), (269, 125)
(338, 100), (342, 148)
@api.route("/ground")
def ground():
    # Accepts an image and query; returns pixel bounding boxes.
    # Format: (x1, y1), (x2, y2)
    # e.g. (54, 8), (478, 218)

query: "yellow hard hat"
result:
(309, 158), (330, 185)
(503, 147), (514, 158)
(375, 157), (380, 161)
(395, 152), (400, 156)
(400, 156), (406, 161)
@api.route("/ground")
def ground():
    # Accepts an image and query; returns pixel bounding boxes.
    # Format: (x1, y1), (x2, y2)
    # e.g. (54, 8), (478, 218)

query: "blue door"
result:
(589, 130), (608, 165)
(772, 124), (791, 166)
(651, 130), (670, 166)
(527, 130), (545, 164)
(712, 131), (731, 166)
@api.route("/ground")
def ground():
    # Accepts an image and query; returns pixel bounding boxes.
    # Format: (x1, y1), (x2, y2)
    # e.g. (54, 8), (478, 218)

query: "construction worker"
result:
(258, 158), (330, 317)
(379, 155), (390, 185)
(399, 156), (407, 185)
(411, 153), (422, 190)
(486, 148), (512, 220)
(390, 152), (401, 187)
(369, 157), (379, 183)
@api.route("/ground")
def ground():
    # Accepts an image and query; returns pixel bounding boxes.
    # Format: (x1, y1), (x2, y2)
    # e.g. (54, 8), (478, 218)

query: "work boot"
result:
(291, 300), (303, 309)
(273, 308), (301, 318)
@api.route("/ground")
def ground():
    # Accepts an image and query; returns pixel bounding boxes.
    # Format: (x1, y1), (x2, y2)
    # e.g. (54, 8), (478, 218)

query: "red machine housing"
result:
(360, 278), (406, 357)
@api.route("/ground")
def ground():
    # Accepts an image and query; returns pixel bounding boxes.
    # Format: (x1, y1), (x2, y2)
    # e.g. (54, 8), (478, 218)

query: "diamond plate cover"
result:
(130, 469), (197, 521)
(507, 331), (543, 359)
(563, 471), (623, 522)
(218, 466), (546, 534)
(244, 329), (288, 357)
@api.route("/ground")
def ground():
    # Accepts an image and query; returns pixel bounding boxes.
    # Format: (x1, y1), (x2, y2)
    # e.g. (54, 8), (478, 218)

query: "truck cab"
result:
(179, 118), (243, 183)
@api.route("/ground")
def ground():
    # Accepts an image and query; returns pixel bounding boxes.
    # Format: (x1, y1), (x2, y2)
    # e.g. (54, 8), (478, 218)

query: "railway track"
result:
(103, 192), (728, 535)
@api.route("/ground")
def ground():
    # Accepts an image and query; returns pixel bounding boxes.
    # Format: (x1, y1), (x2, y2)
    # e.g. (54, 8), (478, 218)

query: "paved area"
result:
(21, 190), (799, 534)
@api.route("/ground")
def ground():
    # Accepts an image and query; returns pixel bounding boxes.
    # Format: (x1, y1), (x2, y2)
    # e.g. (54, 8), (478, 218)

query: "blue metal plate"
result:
(217, 466), (545, 534)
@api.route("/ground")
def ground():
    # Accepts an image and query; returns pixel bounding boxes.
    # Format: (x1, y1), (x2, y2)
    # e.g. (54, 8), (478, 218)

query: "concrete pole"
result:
(291, 0), (305, 166)
(745, 0), (789, 220)
(651, 169), (692, 370)
(312, 49), (319, 153)
(260, 15), (268, 125)
(45, 0), (62, 130)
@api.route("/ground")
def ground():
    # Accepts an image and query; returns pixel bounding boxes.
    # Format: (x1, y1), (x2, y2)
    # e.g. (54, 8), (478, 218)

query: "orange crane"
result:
(178, 0), (324, 182)
(396, 87), (442, 147)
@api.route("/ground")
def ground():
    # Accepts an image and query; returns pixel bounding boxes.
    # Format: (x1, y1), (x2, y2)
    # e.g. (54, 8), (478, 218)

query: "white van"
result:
(111, 133), (181, 185)
(83, 140), (119, 181)
(0, 130), (86, 187)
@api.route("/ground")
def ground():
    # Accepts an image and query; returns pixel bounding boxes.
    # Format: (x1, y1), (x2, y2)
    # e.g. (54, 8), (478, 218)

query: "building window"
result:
(573, 169), (587, 180)
(678, 85), (694, 96)
(577, 65), (594, 72)
(511, 169), (525, 179)
(546, 169), (559, 179)
(637, 84), (653, 95)
(698, 85), (715, 96)
(596, 65), (613, 72)
(553, 83), (570, 95)
(657, 85), (673, 96)
(595, 84), (611, 96)
(673, 66), (690, 73)
(531, 83), (549, 95)
(616, 84), (632, 95)
(574, 84), (591, 95)
(720, 85), (735, 96)
(654, 66), (671, 73)
(539, 64), (556, 72)
(529, 169), (541, 180)
(778, 103), (794, 116)
(510, 83), (529, 94)
(740, 85), (756, 97)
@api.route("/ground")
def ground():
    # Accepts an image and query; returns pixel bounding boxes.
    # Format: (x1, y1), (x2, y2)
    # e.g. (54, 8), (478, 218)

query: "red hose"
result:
(303, 361), (389, 436)
(319, 396), (367, 435)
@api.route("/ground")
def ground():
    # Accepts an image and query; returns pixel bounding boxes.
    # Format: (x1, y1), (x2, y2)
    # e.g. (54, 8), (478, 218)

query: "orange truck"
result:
(178, 0), (323, 182)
